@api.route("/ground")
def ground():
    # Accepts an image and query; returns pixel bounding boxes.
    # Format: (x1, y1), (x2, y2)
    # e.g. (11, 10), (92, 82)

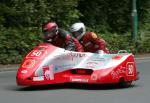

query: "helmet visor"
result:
(71, 28), (83, 38)
(72, 31), (80, 38)
(43, 28), (57, 39)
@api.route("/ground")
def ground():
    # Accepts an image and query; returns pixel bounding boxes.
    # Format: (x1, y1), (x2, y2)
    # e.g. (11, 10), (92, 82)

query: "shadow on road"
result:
(14, 83), (138, 91)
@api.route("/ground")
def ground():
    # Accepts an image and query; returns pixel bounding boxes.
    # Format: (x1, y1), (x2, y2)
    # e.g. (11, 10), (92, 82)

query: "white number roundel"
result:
(128, 64), (134, 75)
(31, 50), (42, 57)
(126, 63), (134, 76)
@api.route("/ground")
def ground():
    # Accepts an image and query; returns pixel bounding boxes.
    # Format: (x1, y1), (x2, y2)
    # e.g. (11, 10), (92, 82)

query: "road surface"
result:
(0, 57), (150, 103)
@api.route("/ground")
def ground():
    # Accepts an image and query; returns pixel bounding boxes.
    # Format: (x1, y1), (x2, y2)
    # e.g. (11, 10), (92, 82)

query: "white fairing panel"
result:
(35, 48), (131, 76)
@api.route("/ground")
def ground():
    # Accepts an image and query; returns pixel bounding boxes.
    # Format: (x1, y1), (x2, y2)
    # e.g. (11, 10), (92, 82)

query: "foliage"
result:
(0, 0), (150, 64)
(138, 23), (150, 53)
(0, 0), (80, 28)
(97, 33), (131, 53)
(0, 27), (42, 64)
(78, 0), (131, 33)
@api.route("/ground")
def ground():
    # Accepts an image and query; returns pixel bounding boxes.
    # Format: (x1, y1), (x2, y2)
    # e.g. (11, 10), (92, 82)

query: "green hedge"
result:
(0, 27), (42, 64)
(101, 31), (150, 54)
(100, 32), (150, 54)
(100, 33), (132, 53)
(138, 23), (150, 53)
(0, 27), (150, 64)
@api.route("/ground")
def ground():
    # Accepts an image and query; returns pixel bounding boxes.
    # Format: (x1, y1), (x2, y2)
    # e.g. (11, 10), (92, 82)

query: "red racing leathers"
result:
(79, 32), (110, 53)
(44, 29), (84, 52)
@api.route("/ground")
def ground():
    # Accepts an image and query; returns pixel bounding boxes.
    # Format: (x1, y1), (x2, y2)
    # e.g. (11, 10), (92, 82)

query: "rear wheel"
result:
(119, 78), (132, 88)
(119, 81), (132, 88)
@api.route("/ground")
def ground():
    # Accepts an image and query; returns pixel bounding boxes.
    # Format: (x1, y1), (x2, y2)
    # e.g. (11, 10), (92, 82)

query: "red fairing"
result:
(16, 43), (58, 86)
(16, 43), (138, 86)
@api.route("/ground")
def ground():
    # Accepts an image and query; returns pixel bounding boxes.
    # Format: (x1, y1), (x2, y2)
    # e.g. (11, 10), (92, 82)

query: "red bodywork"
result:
(16, 43), (138, 86)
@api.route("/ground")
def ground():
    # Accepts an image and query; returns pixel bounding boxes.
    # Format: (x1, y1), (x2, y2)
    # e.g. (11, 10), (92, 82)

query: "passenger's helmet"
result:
(70, 22), (86, 40)
(42, 22), (58, 38)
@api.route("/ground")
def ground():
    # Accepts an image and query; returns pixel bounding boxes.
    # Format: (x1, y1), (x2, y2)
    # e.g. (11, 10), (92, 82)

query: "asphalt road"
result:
(0, 57), (150, 103)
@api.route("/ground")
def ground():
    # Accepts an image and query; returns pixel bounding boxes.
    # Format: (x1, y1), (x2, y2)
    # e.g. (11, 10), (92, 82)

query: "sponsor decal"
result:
(70, 76), (89, 83)
(43, 65), (54, 80)
(126, 62), (134, 76)
(85, 60), (106, 69)
(87, 62), (98, 65)
(111, 66), (126, 79)
(91, 75), (98, 80)
(67, 52), (86, 58)
(56, 64), (75, 70)
(66, 52), (87, 60)
(89, 54), (110, 61)
(54, 52), (87, 61)
(86, 62), (97, 67)
(21, 70), (28, 74)
(86, 62), (99, 69)
(112, 55), (122, 60)
(71, 78), (89, 83)
(33, 76), (44, 81)
(91, 33), (97, 39)
(55, 55), (73, 61)
(22, 59), (36, 68)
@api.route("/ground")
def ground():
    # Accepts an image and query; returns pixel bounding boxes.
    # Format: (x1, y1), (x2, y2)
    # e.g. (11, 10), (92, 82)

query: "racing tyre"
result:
(119, 78), (132, 88)
(120, 81), (132, 88)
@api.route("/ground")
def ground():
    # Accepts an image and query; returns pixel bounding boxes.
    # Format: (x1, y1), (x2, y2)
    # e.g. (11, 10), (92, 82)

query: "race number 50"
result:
(126, 62), (134, 76)
(30, 50), (42, 57)
(27, 50), (44, 58)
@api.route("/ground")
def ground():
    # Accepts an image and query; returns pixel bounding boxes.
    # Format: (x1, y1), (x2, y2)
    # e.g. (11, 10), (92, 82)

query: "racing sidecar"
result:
(16, 43), (139, 87)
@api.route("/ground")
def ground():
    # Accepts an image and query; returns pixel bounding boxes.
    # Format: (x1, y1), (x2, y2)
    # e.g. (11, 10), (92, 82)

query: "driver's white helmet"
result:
(70, 22), (86, 40)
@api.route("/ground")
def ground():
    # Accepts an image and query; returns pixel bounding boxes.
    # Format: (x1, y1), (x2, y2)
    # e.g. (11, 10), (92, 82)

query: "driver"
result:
(42, 21), (84, 52)
(70, 22), (110, 53)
